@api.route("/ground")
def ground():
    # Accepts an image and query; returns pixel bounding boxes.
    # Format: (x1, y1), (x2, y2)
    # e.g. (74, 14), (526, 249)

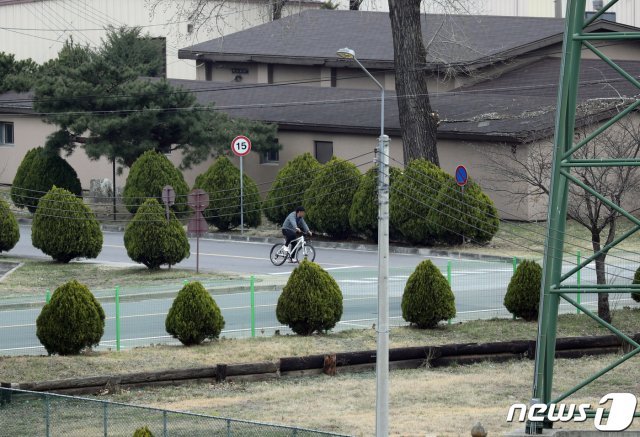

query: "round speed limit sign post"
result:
(231, 136), (252, 235)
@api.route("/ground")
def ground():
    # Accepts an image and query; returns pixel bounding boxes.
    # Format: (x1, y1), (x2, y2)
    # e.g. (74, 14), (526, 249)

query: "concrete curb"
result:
(98, 224), (512, 263)
(18, 220), (512, 263)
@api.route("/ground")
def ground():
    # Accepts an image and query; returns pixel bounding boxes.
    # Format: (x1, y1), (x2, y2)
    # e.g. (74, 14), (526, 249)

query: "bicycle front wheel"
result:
(270, 244), (287, 266)
(296, 244), (316, 263)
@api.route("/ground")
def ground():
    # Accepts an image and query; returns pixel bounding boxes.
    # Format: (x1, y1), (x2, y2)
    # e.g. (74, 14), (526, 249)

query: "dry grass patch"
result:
(100, 356), (640, 436)
(0, 257), (237, 298)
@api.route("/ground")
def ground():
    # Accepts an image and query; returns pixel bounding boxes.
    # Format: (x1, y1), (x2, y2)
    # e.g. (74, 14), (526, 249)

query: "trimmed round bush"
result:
(36, 280), (105, 355)
(11, 147), (82, 213)
(632, 267), (640, 303)
(0, 198), (19, 253)
(504, 260), (542, 321)
(193, 156), (261, 231)
(429, 178), (500, 245)
(122, 150), (189, 215)
(124, 199), (190, 269)
(349, 166), (401, 241)
(165, 281), (225, 345)
(264, 153), (321, 225)
(390, 159), (449, 245)
(401, 260), (456, 328)
(133, 427), (154, 437)
(276, 260), (343, 335)
(303, 157), (361, 238)
(32, 186), (103, 263)
(10, 148), (38, 209)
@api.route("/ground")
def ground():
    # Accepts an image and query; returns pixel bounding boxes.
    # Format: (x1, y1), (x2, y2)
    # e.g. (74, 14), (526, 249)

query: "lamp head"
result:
(336, 47), (356, 60)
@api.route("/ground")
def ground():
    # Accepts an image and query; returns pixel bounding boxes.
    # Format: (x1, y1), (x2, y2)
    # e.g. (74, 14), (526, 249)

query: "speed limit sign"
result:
(231, 135), (251, 157)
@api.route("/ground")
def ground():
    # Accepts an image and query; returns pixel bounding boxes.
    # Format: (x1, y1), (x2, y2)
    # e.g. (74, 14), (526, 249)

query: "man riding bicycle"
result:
(282, 206), (312, 261)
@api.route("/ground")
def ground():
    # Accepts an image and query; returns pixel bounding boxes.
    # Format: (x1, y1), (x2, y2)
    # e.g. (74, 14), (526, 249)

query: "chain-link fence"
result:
(0, 387), (349, 437)
(1, 252), (639, 355)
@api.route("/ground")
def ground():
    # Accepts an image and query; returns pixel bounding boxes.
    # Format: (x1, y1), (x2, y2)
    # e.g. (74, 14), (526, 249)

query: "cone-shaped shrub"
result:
(36, 280), (105, 355)
(632, 267), (640, 303)
(264, 153), (321, 224)
(429, 178), (500, 245)
(122, 150), (189, 215)
(401, 260), (456, 328)
(124, 199), (190, 269)
(11, 147), (82, 213)
(303, 157), (361, 238)
(390, 159), (449, 245)
(32, 186), (103, 263)
(504, 260), (542, 321)
(165, 281), (225, 345)
(133, 427), (154, 437)
(0, 199), (19, 253)
(193, 156), (261, 231)
(349, 166), (402, 241)
(276, 260), (343, 335)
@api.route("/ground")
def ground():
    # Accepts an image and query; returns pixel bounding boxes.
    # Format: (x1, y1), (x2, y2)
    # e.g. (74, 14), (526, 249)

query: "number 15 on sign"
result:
(231, 136), (252, 235)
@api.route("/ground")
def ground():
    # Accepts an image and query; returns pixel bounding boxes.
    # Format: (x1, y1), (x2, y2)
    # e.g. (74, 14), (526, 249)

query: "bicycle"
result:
(269, 233), (316, 266)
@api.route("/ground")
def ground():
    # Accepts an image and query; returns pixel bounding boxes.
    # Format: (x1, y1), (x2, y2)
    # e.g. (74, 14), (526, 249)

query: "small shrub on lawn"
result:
(165, 281), (225, 346)
(0, 198), (19, 253)
(133, 426), (154, 437)
(124, 199), (190, 269)
(303, 157), (361, 238)
(276, 260), (343, 335)
(36, 280), (105, 355)
(31, 186), (103, 263)
(264, 153), (321, 225)
(401, 260), (456, 328)
(122, 150), (189, 215)
(193, 156), (261, 231)
(11, 147), (82, 213)
(504, 260), (542, 321)
(632, 266), (640, 303)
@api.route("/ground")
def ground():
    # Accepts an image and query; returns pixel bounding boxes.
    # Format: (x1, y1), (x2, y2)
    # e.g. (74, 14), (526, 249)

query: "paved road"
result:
(1, 226), (637, 355)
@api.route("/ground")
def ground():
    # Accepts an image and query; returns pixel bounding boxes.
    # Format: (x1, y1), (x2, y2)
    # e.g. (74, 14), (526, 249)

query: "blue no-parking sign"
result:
(455, 165), (468, 187)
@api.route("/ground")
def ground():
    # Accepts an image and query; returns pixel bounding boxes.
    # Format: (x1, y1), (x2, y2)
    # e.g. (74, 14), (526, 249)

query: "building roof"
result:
(3, 55), (639, 143)
(178, 10), (634, 70)
(458, 57), (640, 101)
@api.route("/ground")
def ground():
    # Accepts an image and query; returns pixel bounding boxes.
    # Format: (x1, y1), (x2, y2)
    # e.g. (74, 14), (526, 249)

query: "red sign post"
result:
(188, 189), (209, 273)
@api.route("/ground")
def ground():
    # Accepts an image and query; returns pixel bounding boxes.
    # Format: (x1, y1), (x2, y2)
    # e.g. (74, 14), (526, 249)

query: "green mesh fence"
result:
(0, 387), (349, 437)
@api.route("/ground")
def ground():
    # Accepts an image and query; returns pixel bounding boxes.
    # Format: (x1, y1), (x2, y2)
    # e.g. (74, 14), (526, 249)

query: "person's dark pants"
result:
(282, 229), (297, 255)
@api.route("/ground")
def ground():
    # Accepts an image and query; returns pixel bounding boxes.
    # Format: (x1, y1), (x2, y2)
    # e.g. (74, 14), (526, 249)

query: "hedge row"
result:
(265, 156), (500, 245)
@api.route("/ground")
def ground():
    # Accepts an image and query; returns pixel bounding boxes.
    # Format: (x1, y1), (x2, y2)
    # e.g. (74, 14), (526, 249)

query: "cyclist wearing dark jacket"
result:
(282, 207), (312, 257)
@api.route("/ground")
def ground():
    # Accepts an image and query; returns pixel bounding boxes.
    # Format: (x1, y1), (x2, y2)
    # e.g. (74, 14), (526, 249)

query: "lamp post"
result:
(337, 47), (390, 437)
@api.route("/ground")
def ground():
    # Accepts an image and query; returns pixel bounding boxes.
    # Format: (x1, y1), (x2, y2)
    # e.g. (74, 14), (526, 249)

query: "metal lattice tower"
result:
(529, 0), (640, 433)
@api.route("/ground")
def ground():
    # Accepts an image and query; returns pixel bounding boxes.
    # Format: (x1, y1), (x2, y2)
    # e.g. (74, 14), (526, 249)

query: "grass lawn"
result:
(0, 256), (238, 299)
(1, 308), (638, 383)
(98, 356), (640, 436)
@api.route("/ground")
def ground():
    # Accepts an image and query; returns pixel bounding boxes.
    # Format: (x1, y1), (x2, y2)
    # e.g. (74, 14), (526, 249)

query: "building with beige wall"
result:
(2, 10), (640, 222)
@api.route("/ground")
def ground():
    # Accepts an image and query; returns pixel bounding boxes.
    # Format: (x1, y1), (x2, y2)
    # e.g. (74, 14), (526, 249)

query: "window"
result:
(0, 122), (14, 145)
(330, 68), (337, 87)
(260, 149), (279, 164)
(314, 141), (333, 164)
(205, 62), (213, 81)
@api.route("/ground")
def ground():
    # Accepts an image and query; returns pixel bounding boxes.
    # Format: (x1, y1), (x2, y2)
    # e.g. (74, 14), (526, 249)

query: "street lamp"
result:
(336, 47), (390, 437)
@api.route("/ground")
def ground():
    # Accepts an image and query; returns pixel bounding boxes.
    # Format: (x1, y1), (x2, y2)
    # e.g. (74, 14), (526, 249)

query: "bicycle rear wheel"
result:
(296, 244), (316, 263)
(270, 244), (288, 266)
